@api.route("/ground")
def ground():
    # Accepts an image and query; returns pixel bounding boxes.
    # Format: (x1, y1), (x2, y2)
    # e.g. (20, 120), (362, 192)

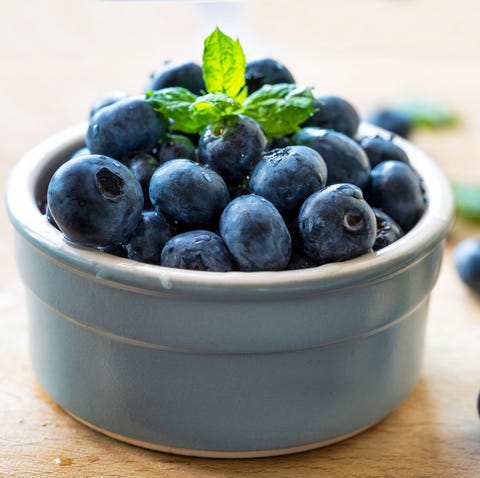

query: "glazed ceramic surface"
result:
(6, 123), (454, 458)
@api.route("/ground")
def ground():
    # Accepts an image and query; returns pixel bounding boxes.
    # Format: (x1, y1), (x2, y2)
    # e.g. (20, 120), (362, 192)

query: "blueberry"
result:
(149, 159), (230, 229)
(47, 154), (144, 247)
(303, 95), (360, 138)
(298, 184), (377, 264)
(89, 90), (128, 119)
(368, 109), (412, 138)
(161, 230), (235, 272)
(98, 243), (128, 258)
(125, 211), (175, 265)
(86, 96), (168, 162)
(70, 147), (91, 159)
(245, 58), (295, 94)
(146, 60), (205, 95)
(198, 115), (267, 184)
(249, 145), (327, 217)
(367, 160), (426, 232)
(127, 153), (158, 208)
(156, 134), (198, 164)
(291, 128), (371, 190)
(371, 207), (404, 251)
(453, 238), (480, 295)
(286, 250), (319, 270)
(220, 195), (292, 272)
(358, 135), (410, 168)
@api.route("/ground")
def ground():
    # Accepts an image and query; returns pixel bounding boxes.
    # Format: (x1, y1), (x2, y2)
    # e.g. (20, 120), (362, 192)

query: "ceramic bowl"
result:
(6, 123), (454, 458)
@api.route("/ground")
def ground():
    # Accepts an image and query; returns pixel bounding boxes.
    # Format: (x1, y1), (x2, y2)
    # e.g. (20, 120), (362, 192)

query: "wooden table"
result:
(1, 1), (479, 476)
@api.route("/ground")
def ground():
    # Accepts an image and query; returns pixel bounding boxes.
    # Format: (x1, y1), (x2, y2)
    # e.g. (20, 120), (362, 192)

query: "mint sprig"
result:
(146, 28), (316, 138)
(202, 27), (247, 102)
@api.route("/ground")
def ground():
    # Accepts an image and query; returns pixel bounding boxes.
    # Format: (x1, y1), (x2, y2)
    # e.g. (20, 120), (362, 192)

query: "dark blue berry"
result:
(219, 195), (291, 272)
(89, 90), (128, 119)
(127, 153), (158, 208)
(47, 154), (144, 247)
(245, 58), (295, 94)
(303, 95), (360, 138)
(70, 147), (91, 159)
(149, 159), (230, 229)
(368, 109), (412, 138)
(146, 60), (205, 95)
(371, 207), (404, 251)
(286, 250), (319, 270)
(156, 134), (198, 164)
(161, 230), (235, 272)
(198, 115), (267, 184)
(125, 211), (175, 265)
(249, 145), (327, 217)
(358, 135), (410, 168)
(367, 160), (426, 232)
(291, 128), (371, 190)
(299, 184), (377, 264)
(454, 238), (480, 295)
(86, 96), (168, 162)
(98, 243), (128, 258)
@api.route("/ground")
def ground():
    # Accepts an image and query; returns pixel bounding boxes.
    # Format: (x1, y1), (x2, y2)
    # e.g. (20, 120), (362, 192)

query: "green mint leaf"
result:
(453, 183), (480, 222)
(146, 87), (205, 134)
(202, 27), (247, 101)
(393, 101), (458, 129)
(191, 93), (242, 120)
(241, 84), (317, 137)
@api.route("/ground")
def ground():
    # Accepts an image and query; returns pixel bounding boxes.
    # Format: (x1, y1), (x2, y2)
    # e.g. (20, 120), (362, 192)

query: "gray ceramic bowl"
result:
(6, 123), (454, 458)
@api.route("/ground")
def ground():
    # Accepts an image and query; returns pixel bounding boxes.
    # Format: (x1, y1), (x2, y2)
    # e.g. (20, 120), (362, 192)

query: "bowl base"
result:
(65, 409), (378, 459)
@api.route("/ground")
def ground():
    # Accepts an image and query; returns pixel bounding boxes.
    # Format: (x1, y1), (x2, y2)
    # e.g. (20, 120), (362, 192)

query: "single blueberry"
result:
(298, 183), (377, 264)
(249, 145), (327, 218)
(371, 207), (404, 251)
(146, 60), (205, 95)
(453, 238), (480, 295)
(198, 115), (267, 184)
(368, 108), (412, 138)
(156, 134), (198, 164)
(86, 96), (168, 162)
(70, 147), (91, 159)
(219, 195), (292, 272)
(149, 159), (230, 229)
(125, 211), (175, 265)
(286, 250), (319, 270)
(47, 154), (144, 247)
(161, 230), (235, 272)
(89, 90), (128, 119)
(245, 58), (295, 94)
(367, 160), (426, 232)
(127, 153), (158, 208)
(303, 95), (360, 138)
(291, 127), (371, 190)
(98, 243), (128, 258)
(358, 135), (410, 168)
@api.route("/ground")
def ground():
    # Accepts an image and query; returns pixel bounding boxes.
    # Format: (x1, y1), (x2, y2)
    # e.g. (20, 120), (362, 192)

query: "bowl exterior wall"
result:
(15, 230), (442, 455)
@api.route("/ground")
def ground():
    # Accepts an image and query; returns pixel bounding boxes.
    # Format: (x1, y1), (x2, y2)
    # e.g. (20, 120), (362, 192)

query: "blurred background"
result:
(1, 0), (479, 256)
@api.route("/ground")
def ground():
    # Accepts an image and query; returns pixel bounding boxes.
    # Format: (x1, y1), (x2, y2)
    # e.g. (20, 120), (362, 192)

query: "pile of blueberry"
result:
(46, 57), (427, 272)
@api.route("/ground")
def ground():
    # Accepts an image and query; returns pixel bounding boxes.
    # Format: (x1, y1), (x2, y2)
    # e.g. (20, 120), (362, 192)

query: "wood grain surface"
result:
(1, 1), (480, 476)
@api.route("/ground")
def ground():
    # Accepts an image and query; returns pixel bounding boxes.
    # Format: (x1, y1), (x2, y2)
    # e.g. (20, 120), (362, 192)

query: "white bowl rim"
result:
(6, 122), (454, 295)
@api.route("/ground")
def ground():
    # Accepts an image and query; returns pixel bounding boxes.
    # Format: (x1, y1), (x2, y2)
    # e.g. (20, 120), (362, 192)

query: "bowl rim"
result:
(6, 122), (454, 295)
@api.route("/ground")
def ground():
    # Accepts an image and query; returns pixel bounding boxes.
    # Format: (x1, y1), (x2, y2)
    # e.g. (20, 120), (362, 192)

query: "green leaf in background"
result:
(242, 84), (317, 137)
(394, 101), (458, 129)
(202, 27), (247, 101)
(453, 183), (480, 221)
